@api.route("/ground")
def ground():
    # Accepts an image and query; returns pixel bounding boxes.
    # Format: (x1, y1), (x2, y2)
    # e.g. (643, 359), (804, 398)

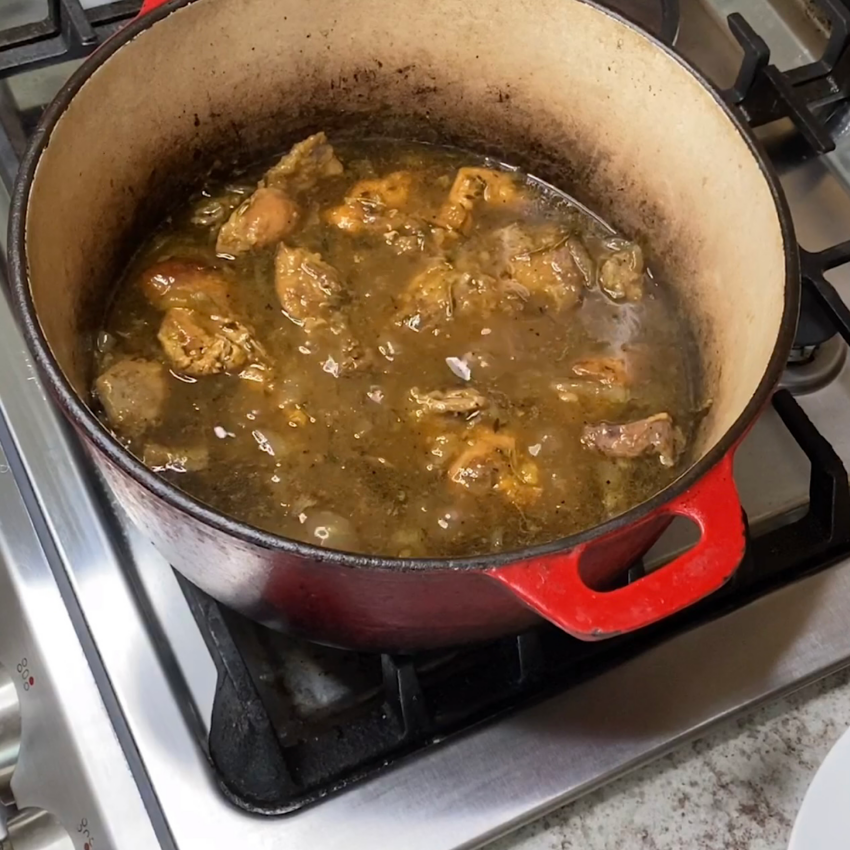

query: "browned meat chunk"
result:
(139, 261), (231, 314)
(509, 251), (581, 310)
(274, 245), (344, 329)
(189, 185), (253, 228)
(436, 168), (519, 234)
(599, 240), (644, 301)
(498, 226), (582, 309)
(143, 443), (209, 473)
(272, 246), (366, 375)
(216, 187), (300, 256)
(554, 380), (626, 404)
(410, 387), (488, 417)
(95, 359), (168, 437)
(446, 426), (540, 506)
(262, 132), (343, 193)
(325, 171), (439, 256)
(482, 223), (582, 309)
(581, 413), (683, 467)
(396, 263), (504, 331)
(326, 201), (413, 236)
(382, 223), (436, 255)
(158, 308), (265, 377)
(453, 273), (506, 315)
(572, 357), (628, 385)
(396, 263), (456, 330)
(555, 356), (630, 404)
(347, 172), (413, 210)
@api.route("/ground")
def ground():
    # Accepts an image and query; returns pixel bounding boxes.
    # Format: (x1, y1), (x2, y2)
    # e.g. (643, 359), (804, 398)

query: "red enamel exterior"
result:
(139, 0), (168, 14)
(488, 453), (744, 638)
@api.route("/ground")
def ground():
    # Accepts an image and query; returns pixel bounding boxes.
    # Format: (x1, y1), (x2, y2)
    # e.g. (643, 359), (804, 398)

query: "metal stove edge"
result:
(0, 364), (158, 847)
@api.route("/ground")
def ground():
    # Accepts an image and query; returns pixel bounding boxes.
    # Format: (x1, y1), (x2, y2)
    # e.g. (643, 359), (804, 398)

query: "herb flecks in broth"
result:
(93, 133), (699, 557)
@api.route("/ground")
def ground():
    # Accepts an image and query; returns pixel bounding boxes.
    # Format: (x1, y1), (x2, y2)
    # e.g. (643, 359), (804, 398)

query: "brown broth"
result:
(94, 138), (699, 558)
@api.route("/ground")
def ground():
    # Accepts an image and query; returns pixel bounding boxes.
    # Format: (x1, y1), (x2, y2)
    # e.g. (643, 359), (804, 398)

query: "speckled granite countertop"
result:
(490, 669), (850, 850)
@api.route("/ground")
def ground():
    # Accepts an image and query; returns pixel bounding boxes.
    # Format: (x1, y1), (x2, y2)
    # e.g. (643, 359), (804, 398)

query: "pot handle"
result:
(138, 0), (170, 15)
(487, 453), (745, 640)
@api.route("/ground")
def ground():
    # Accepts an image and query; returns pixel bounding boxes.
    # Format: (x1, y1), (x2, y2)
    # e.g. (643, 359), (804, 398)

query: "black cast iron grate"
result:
(724, 0), (850, 154)
(0, 0), (142, 78)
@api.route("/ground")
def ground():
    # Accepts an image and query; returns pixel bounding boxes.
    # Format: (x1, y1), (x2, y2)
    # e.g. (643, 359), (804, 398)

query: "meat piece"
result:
(238, 361), (275, 389)
(572, 357), (628, 385)
(94, 359), (168, 437)
(396, 263), (457, 330)
(274, 245), (344, 329)
(327, 202), (381, 234)
(139, 260), (231, 314)
(158, 308), (265, 377)
(396, 263), (503, 330)
(326, 201), (413, 236)
(508, 250), (581, 310)
(347, 171), (413, 209)
(325, 171), (432, 253)
(436, 168), (519, 234)
(447, 426), (540, 506)
(328, 209), (436, 256)
(189, 184), (253, 227)
(262, 132), (343, 193)
(410, 387), (488, 416)
(485, 223), (582, 309)
(216, 187), (300, 256)
(453, 273), (505, 315)
(554, 379), (628, 404)
(581, 412), (683, 467)
(142, 443), (209, 473)
(599, 239), (644, 301)
(554, 356), (630, 404)
(272, 245), (365, 375)
(505, 228), (583, 309)
(382, 223), (434, 255)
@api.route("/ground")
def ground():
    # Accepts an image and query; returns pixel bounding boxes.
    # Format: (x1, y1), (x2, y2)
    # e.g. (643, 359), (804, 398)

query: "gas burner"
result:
(781, 335), (847, 394)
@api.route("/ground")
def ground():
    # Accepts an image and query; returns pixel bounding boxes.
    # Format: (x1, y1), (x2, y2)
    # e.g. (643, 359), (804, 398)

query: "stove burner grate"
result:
(0, 0), (142, 78)
(725, 0), (850, 154)
(782, 336), (847, 394)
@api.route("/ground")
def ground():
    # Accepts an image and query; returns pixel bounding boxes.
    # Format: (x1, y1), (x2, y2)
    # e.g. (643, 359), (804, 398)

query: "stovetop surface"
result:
(4, 0), (850, 848)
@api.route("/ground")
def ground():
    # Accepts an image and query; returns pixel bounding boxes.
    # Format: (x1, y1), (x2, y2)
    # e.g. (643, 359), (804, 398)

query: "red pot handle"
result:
(138, 0), (170, 16)
(487, 452), (744, 640)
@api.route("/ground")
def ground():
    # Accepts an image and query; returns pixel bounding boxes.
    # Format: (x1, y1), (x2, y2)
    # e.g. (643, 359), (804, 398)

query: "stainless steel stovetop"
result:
(3, 0), (850, 848)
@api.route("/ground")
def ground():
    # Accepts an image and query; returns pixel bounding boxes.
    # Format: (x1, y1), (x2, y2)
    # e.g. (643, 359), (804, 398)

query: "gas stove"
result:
(3, 0), (850, 847)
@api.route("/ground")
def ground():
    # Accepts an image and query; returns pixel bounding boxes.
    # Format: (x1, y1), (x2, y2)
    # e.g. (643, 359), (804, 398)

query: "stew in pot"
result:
(92, 133), (701, 557)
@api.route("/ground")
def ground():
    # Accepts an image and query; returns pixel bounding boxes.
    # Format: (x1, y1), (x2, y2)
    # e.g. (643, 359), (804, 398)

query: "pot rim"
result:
(7, 0), (800, 573)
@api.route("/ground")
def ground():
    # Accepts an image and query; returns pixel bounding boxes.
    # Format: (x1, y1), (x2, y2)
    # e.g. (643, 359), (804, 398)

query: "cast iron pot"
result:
(8, 0), (798, 651)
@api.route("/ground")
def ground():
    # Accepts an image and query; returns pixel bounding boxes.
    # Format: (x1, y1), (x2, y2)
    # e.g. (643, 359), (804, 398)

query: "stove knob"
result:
(0, 809), (73, 850)
(0, 664), (21, 806)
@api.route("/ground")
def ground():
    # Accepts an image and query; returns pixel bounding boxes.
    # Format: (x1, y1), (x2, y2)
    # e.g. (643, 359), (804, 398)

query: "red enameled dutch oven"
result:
(7, 0), (798, 651)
